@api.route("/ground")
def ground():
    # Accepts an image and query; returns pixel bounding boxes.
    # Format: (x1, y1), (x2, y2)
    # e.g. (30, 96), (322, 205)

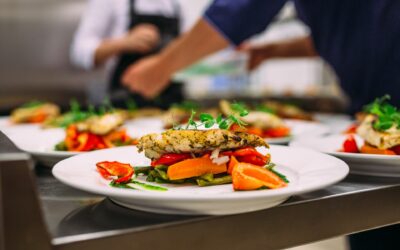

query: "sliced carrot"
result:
(227, 155), (239, 174)
(264, 126), (290, 138)
(246, 127), (264, 137)
(232, 163), (287, 191)
(167, 157), (227, 180)
(360, 144), (396, 155)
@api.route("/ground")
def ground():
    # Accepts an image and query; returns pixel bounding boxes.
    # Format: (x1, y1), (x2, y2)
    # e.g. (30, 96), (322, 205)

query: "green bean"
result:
(154, 168), (169, 180)
(198, 173), (214, 182)
(134, 166), (152, 175)
(196, 175), (232, 187)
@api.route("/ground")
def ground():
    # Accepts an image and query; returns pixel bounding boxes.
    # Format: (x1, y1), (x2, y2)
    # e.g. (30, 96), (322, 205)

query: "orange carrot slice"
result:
(227, 155), (239, 174)
(167, 157), (227, 180)
(232, 163), (287, 191)
(360, 144), (396, 155)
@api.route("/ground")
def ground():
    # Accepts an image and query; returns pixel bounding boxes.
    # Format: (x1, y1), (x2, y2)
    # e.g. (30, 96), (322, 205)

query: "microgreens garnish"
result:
(174, 106), (248, 130)
(125, 98), (138, 112)
(363, 95), (400, 131)
(255, 104), (275, 114)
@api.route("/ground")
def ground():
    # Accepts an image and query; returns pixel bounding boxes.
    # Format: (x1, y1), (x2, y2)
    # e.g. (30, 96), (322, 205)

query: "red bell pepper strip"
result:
(96, 161), (134, 183)
(237, 155), (267, 166)
(342, 135), (359, 153)
(151, 153), (192, 167)
(391, 145), (400, 155)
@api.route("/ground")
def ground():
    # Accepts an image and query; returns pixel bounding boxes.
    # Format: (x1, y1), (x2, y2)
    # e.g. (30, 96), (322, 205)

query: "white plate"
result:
(290, 134), (400, 177)
(266, 120), (330, 144)
(1, 125), (149, 167)
(52, 145), (348, 215)
(0, 116), (41, 130)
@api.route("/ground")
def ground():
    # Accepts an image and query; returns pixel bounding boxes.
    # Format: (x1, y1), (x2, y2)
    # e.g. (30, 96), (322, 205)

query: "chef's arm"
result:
(245, 36), (318, 70)
(157, 18), (229, 74)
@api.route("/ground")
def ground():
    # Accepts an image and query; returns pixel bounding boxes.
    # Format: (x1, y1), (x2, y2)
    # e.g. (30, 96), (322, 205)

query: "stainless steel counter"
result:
(1, 131), (400, 250)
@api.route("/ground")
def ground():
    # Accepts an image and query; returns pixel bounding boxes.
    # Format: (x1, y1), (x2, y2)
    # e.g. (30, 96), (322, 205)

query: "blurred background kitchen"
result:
(0, 1), (355, 249)
(0, 0), (348, 115)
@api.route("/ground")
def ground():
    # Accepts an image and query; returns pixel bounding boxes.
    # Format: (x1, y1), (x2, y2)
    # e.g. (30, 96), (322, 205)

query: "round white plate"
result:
(52, 145), (348, 215)
(266, 120), (330, 144)
(290, 134), (400, 177)
(1, 125), (150, 167)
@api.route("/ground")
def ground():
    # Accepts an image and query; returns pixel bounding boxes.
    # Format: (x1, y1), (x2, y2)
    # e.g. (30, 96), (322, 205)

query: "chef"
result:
(121, 0), (400, 248)
(122, 0), (400, 114)
(71, 0), (184, 108)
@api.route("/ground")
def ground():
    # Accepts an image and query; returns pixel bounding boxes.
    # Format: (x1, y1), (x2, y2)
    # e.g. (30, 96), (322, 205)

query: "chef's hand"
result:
(240, 43), (276, 71)
(122, 24), (160, 53)
(122, 54), (171, 98)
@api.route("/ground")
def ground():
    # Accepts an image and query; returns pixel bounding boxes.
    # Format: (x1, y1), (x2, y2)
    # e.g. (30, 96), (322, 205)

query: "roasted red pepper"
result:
(342, 135), (359, 153)
(237, 155), (267, 166)
(151, 153), (192, 167)
(391, 145), (400, 155)
(263, 127), (290, 138)
(96, 161), (134, 183)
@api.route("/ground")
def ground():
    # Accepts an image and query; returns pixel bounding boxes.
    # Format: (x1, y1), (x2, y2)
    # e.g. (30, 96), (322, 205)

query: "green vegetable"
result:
(20, 100), (45, 109)
(363, 95), (400, 131)
(110, 180), (167, 191)
(175, 103), (249, 130)
(196, 175), (232, 186)
(270, 169), (289, 183)
(133, 166), (152, 175)
(54, 141), (67, 151)
(256, 105), (275, 114)
(125, 98), (138, 112)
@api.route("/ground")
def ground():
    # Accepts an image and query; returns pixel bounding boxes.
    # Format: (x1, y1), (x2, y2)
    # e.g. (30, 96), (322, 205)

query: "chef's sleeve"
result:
(70, 0), (114, 70)
(204, 0), (287, 45)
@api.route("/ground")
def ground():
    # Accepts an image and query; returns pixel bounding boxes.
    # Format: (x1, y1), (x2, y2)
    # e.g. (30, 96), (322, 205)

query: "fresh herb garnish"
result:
(363, 95), (400, 131)
(175, 104), (249, 130)
(125, 98), (138, 112)
(256, 104), (276, 114)
(20, 100), (45, 108)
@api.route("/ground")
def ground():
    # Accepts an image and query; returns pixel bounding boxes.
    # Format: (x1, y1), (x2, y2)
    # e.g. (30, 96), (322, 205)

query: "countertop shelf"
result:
(1, 131), (400, 250)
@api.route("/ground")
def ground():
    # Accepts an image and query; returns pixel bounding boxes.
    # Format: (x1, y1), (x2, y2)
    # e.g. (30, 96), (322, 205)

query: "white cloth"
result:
(70, 0), (181, 71)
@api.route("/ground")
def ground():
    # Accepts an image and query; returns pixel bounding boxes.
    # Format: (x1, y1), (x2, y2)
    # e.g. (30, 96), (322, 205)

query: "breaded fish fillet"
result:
(137, 129), (269, 159)
(356, 114), (400, 149)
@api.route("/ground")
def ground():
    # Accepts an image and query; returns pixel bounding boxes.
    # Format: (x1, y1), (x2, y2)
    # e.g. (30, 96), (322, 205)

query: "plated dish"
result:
(52, 144), (348, 215)
(290, 134), (400, 177)
(55, 112), (137, 152)
(340, 96), (399, 156)
(10, 101), (60, 124)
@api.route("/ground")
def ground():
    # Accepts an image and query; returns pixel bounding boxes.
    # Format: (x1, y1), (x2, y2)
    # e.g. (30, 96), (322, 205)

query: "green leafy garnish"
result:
(20, 100), (45, 108)
(256, 104), (276, 114)
(174, 106), (248, 130)
(230, 102), (249, 116)
(125, 98), (138, 112)
(363, 95), (400, 131)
